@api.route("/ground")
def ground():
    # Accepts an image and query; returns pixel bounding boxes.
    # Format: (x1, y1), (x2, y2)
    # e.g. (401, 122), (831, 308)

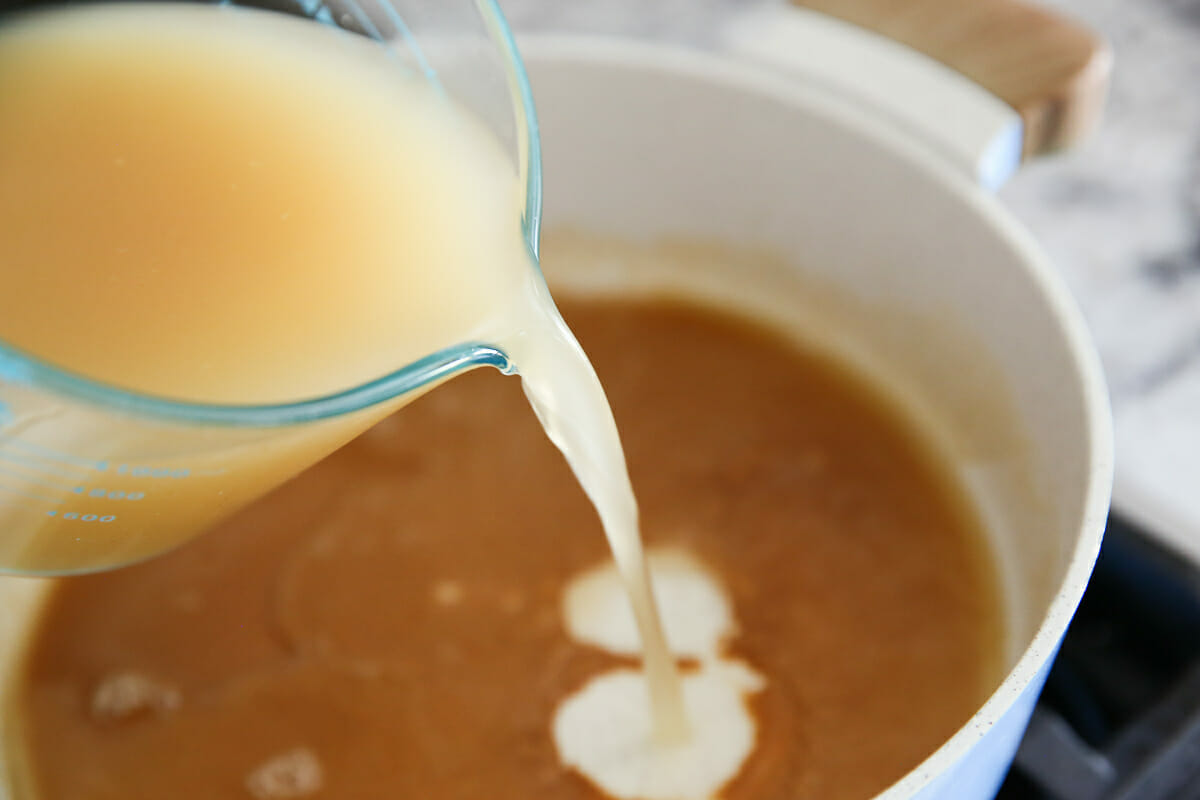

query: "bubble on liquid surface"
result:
(90, 671), (181, 723)
(244, 747), (324, 799)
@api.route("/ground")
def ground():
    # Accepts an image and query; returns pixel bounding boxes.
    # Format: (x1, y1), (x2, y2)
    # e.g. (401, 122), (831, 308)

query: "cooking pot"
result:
(517, 1), (1112, 797)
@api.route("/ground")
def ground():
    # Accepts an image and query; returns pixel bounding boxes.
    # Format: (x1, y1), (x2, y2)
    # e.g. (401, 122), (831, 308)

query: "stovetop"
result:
(997, 514), (1200, 799)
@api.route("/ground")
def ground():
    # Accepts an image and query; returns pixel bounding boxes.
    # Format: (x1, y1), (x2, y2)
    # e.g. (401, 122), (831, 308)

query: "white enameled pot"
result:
(519, 4), (1112, 795)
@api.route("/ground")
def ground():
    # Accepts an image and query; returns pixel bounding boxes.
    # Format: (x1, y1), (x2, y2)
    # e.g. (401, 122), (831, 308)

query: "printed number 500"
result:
(47, 511), (116, 523)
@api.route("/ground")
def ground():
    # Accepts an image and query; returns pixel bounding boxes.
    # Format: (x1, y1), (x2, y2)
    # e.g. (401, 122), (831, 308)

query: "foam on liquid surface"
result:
(555, 550), (765, 799)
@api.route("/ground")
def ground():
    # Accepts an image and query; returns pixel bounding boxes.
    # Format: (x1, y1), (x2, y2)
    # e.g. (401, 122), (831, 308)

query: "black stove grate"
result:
(997, 514), (1200, 800)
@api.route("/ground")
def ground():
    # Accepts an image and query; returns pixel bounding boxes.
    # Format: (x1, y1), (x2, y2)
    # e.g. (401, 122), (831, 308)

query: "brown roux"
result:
(11, 297), (1004, 800)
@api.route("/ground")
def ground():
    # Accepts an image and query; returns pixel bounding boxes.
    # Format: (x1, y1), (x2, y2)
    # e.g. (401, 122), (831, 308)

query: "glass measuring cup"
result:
(0, 0), (542, 575)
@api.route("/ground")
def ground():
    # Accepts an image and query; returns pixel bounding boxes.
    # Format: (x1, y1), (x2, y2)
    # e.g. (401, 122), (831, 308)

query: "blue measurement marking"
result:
(0, 438), (105, 470)
(0, 450), (88, 478)
(295, 0), (335, 26)
(0, 351), (31, 384)
(0, 464), (74, 491)
(0, 483), (61, 505)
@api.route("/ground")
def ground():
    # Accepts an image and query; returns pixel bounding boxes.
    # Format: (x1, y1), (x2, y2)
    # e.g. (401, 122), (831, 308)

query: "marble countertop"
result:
(1002, 0), (1200, 561)
(502, 0), (1200, 559)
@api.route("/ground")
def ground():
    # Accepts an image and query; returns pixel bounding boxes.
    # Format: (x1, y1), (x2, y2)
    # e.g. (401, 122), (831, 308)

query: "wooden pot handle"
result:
(790, 0), (1112, 158)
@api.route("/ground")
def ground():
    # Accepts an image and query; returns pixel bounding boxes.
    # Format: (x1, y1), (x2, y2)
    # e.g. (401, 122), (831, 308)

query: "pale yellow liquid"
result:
(0, 4), (685, 740)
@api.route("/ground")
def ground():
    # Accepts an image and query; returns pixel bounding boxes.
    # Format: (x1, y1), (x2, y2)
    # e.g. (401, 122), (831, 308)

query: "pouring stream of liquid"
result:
(502, 285), (690, 744)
